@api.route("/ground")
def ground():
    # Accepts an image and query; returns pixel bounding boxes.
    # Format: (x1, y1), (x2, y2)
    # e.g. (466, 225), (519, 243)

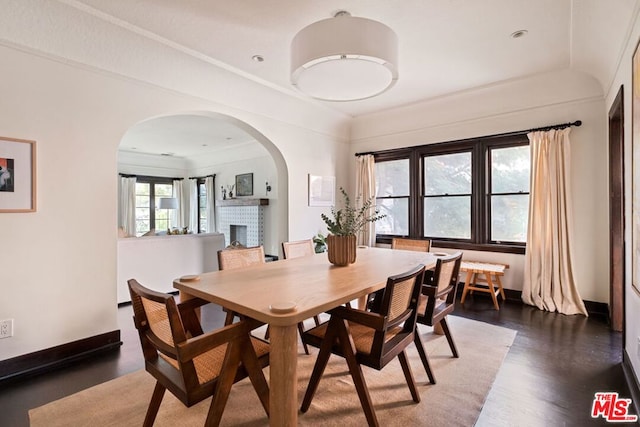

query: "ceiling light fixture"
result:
(290, 11), (398, 102)
(252, 55), (264, 62)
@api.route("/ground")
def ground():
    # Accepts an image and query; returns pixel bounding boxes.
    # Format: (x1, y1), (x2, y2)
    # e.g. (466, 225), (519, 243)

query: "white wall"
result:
(605, 11), (640, 392)
(351, 69), (608, 302)
(0, 43), (348, 361)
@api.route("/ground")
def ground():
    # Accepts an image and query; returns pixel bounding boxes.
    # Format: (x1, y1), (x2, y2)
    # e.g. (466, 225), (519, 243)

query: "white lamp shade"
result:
(291, 13), (398, 102)
(158, 197), (178, 209)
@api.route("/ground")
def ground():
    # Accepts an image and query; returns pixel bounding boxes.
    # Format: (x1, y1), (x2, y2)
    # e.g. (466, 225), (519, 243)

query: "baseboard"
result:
(623, 349), (640, 418)
(455, 283), (609, 318)
(0, 330), (122, 385)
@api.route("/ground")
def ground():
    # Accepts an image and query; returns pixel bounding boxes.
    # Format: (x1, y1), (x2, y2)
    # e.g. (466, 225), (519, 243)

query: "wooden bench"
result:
(460, 261), (509, 310)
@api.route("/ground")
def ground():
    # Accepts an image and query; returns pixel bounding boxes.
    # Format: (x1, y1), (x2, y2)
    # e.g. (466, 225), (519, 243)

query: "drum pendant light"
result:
(291, 11), (398, 102)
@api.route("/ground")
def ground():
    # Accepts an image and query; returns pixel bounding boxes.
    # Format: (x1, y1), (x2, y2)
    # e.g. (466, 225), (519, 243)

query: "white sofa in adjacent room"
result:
(117, 232), (226, 303)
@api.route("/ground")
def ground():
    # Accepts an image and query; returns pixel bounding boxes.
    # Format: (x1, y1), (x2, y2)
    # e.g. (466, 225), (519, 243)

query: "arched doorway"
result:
(116, 111), (288, 302)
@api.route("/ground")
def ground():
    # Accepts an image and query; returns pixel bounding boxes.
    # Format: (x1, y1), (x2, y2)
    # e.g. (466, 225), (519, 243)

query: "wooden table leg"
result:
(268, 324), (299, 426)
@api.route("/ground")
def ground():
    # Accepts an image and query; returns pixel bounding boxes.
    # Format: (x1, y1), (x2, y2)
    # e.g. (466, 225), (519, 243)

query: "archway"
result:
(116, 111), (289, 302)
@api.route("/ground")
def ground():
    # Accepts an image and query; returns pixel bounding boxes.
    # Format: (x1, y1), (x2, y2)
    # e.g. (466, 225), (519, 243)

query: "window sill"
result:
(376, 236), (525, 255)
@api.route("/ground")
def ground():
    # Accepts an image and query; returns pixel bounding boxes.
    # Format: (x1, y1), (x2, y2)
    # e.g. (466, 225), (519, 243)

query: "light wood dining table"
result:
(174, 246), (437, 426)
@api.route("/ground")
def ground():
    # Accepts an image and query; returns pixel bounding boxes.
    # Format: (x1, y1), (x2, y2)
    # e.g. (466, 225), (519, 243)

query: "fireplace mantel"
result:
(218, 198), (269, 207)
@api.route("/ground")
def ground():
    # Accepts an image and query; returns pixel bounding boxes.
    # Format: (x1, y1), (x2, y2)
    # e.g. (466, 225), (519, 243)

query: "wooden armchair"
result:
(412, 251), (463, 384)
(300, 264), (426, 427)
(217, 246), (266, 325)
(127, 279), (270, 426)
(282, 238), (315, 259)
(391, 237), (431, 252)
(217, 245), (266, 271)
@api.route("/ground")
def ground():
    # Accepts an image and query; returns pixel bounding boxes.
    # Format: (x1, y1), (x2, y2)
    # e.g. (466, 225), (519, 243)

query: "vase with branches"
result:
(321, 187), (385, 265)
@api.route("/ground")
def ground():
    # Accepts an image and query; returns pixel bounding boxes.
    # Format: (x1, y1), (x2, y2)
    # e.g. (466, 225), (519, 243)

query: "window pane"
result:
(199, 183), (207, 233)
(155, 209), (170, 232)
(135, 183), (149, 196)
(375, 198), (408, 235)
(424, 152), (471, 196)
(424, 196), (470, 239)
(155, 184), (173, 198)
(154, 183), (174, 231)
(375, 159), (409, 196)
(135, 195), (149, 208)
(136, 217), (150, 236)
(491, 194), (528, 242)
(491, 146), (529, 193)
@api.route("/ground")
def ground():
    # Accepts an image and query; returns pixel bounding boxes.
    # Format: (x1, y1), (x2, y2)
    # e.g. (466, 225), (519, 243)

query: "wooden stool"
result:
(460, 261), (509, 310)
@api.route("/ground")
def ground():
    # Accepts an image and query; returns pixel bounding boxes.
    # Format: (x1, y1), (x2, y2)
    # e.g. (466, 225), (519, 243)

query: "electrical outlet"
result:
(0, 319), (13, 339)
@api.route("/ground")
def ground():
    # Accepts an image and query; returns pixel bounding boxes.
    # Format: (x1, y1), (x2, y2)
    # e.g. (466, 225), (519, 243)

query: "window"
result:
(423, 152), (472, 239)
(134, 177), (174, 236)
(198, 179), (207, 233)
(488, 145), (529, 243)
(375, 158), (410, 236)
(373, 134), (529, 253)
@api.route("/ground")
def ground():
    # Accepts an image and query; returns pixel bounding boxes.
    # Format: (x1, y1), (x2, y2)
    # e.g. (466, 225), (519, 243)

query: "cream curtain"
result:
(205, 176), (216, 233)
(188, 178), (198, 233)
(119, 176), (137, 237)
(355, 154), (377, 246)
(173, 179), (184, 229)
(522, 128), (588, 316)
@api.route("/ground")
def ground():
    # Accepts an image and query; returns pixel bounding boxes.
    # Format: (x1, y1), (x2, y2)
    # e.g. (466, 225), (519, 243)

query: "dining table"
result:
(174, 246), (437, 426)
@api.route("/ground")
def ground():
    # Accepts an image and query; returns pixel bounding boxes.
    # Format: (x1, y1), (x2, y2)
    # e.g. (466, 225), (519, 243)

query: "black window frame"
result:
(135, 175), (175, 235)
(374, 133), (529, 254)
(197, 178), (207, 233)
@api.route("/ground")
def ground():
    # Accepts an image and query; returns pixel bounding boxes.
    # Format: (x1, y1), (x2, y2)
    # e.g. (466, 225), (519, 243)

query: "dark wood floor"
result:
(0, 294), (633, 426)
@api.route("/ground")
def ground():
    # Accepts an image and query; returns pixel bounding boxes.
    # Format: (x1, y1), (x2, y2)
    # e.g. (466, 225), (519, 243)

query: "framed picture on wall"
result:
(236, 173), (253, 196)
(0, 136), (36, 212)
(633, 39), (640, 294)
(308, 174), (335, 206)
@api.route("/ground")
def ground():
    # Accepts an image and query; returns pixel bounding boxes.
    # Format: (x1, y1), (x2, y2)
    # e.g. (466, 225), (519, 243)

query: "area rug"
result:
(29, 316), (516, 426)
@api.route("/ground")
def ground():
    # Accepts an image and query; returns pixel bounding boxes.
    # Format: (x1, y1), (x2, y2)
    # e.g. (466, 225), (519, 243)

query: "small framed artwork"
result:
(235, 173), (253, 196)
(308, 174), (335, 206)
(0, 136), (36, 212)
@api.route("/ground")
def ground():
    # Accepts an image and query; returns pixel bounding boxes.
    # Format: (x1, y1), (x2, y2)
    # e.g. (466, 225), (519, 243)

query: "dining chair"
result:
(391, 237), (431, 252)
(127, 279), (270, 427)
(282, 238), (315, 259)
(300, 264), (426, 427)
(412, 251), (463, 384)
(217, 245), (266, 271)
(217, 246), (266, 325)
(281, 239), (321, 354)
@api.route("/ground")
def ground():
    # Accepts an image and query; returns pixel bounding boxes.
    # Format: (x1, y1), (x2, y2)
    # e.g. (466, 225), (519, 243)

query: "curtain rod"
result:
(118, 173), (184, 180)
(188, 174), (216, 180)
(354, 120), (582, 157)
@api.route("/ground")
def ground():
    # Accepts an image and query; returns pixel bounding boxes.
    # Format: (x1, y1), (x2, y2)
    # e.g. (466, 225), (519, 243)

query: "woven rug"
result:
(29, 316), (516, 426)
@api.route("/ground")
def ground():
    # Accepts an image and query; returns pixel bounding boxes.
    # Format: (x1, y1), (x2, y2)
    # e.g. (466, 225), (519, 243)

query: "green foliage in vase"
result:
(321, 187), (386, 236)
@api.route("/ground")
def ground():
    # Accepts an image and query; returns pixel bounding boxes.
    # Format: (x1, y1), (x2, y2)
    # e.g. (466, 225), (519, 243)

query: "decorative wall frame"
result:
(0, 136), (36, 212)
(308, 174), (335, 206)
(633, 39), (640, 293)
(235, 173), (253, 196)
